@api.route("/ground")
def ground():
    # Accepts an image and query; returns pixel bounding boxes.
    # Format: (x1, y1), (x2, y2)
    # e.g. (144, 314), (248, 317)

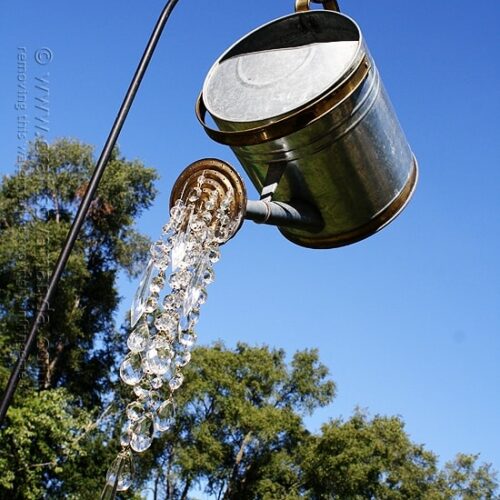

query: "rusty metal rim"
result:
(279, 157), (419, 249)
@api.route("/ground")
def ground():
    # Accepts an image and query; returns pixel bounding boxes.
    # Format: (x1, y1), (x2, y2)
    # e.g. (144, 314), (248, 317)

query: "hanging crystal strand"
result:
(105, 178), (232, 493)
(100, 448), (134, 498)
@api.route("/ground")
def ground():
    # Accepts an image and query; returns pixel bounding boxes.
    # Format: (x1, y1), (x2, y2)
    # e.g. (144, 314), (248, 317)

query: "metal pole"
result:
(0, 0), (180, 425)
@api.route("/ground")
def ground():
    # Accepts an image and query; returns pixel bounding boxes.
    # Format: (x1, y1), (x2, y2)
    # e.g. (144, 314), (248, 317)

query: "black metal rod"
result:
(0, 0), (180, 425)
(245, 199), (324, 232)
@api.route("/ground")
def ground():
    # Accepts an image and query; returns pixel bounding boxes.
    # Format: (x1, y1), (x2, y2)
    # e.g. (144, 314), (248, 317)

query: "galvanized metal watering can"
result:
(193, 0), (418, 248)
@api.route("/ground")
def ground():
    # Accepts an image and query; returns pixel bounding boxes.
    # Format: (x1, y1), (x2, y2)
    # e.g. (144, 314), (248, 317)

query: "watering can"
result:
(192, 0), (418, 248)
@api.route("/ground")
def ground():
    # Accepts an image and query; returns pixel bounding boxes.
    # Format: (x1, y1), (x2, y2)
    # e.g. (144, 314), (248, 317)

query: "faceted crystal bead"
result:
(179, 331), (197, 349)
(120, 420), (132, 447)
(120, 353), (143, 386)
(150, 240), (167, 262)
(196, 289), (208, 307)
(144, 345), (172, 375)
(149, 275), (165, 294)
(190, 219), (206, 233)
(207, 245), (220, 263)
(155, 400), (175, 432)
(170, 200), (186, 222)
(127, 322), (150, 353)
(151, 376), (163, 389)
(171, 232), (187, 271)
(188, 186), (202, 202)
(163, 292), (183, 311)
(201, 211), (213, 224)
(169, 269), (191, 290)
(126, 401), (145, 422)
(145, 390), (161, 412)
(202, 267), (215, 285)
(105, 449), (133, 491)
(130, 414), (154, 453)
(188, 309), (200, 326)
(154, 312), (178, 334)
(173, 349), (191, 368)
(130, 259), (157, 328)
(144, 296), (159, 314)
(169, 372), (184, 391)
(133, 381), (151, 400)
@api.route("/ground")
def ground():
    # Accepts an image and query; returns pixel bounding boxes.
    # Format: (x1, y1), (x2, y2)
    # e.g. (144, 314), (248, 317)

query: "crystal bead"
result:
(127, 322), (150, 353)
(130, 259), (157, 328)
(208, 246), (220, 263)
(188, 309), (200, 326)
(190, 219), (206, 233)
(120, 353), (143, 386)
(105, 449), (133, 491)
(188, 187), (202, 202)
(130, 414), (154, 453)
(169, 270), (191, 290)
(163, 292), (184, 311)
(145, 391), (161, 412)
(133, 382), (151, 400)
(151, 376), (163, 389)
(196, 288), (208, 307)
(144, 345), (172, 375)
(154, 312), (178, 334)
(173, 349), (191, 368)
(170, 200), (185, 222)
(150, 275), (165, 294)
(179, 331), (197, 349)
(150, 240), (166, 261)
(145, 294), (159, 312)
(169, 372), (184, 392)
(126, 401), (145, 422)
(171, 232), (187, 271)
(155, 400), (175, 433)
(120, 420), (132, 447)
(202, 267), (215, 285)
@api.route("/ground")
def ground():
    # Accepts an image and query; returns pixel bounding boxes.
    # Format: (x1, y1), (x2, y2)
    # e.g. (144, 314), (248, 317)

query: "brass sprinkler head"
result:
(170, 158), (247, 244)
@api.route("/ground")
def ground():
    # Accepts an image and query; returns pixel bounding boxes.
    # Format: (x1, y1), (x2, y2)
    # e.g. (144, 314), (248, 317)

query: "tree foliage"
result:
(0, 138), (157, 497)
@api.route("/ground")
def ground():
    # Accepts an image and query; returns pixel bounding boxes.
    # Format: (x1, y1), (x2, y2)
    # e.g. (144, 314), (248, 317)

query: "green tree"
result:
(0, 138), (157, 497)
(301, 412), (499, 499)
(134, 344), (498, 500)
(137, 342), (335, 499)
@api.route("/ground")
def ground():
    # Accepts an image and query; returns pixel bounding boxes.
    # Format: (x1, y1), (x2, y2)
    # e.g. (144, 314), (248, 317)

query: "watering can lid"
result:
(203, 10), (362, 125)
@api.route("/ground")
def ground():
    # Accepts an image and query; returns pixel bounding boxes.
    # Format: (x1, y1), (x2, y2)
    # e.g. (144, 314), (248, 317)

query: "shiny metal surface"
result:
(199, 9), (418, 248)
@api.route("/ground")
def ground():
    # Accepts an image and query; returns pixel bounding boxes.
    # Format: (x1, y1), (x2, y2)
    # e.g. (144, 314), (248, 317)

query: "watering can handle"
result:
(195, 56), (370, 147)
(295, 0), (340, 12)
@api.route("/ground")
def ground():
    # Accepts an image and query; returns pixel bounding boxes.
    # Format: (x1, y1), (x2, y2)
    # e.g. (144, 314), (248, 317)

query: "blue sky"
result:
(1, 0), (499, 487)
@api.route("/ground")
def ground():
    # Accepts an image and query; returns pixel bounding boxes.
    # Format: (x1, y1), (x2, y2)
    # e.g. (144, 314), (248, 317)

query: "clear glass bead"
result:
(169, 372), (184, 392)
(120, 420), (132, 447)
(120, 353), (143, 386)
(127, 322), (150, 353)
(130, 414), (154, 453)
(130, 259), (157, 328)
(179, 331), (197, 349)
(126, 401), (145, 422)
(155, 400), (175, 433)
(105, 449), (133, 491)
(169, 269), (191, 290)
(154, 312), (178, 334)
(144, 345), (172, 376)
(173, 349), (191, 368)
